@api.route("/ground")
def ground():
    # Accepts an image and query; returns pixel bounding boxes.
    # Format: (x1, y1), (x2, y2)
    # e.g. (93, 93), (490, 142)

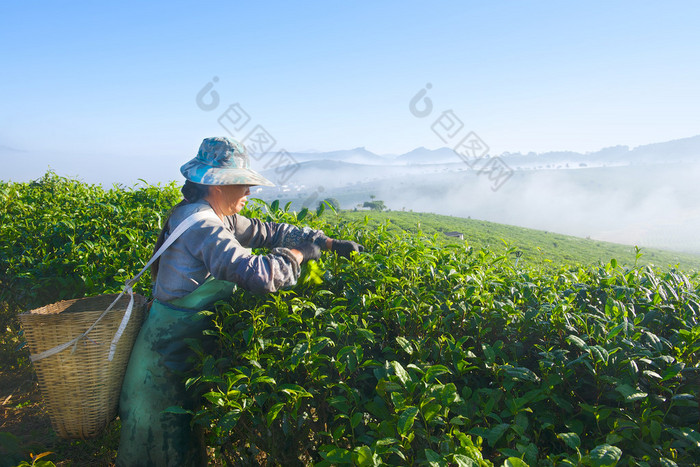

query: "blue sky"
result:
(1, 1), (699, 184)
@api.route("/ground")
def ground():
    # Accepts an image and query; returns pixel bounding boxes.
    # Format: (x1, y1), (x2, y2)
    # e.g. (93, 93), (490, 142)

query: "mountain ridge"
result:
(281, 134), (700, 168)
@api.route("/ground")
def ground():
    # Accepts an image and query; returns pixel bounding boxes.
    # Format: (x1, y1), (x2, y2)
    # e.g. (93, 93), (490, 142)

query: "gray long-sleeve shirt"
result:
(153, 200), (328, 302)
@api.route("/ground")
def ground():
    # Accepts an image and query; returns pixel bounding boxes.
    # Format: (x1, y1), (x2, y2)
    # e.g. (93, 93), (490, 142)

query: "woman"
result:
(117, 137), (362, 466)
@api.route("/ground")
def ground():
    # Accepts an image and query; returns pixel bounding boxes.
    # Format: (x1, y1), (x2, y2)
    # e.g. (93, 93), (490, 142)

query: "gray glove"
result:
(331, 239), (364, 258)
(294, 242), (321, 263)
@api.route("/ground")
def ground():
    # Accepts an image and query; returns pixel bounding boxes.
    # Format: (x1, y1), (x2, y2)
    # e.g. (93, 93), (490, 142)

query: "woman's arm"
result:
(232, 214), (330, 250)
(194, 219), (310, 293)
(155, 212), (305, 296)
(232, 215), (362, 258)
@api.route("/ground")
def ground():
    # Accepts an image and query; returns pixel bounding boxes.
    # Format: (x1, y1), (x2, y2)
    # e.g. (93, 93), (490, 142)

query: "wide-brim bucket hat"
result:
(180, 137), (275, 186)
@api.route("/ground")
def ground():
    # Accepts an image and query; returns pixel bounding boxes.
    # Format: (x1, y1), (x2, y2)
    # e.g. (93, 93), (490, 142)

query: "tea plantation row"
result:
(1, 173), (699, 466)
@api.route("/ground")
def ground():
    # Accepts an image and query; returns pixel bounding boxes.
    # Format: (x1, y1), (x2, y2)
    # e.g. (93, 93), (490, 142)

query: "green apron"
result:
(116, 278), (236, 467)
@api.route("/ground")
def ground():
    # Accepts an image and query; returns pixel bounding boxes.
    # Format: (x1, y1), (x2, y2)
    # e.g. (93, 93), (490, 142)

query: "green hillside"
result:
(331, 210), (700, 272)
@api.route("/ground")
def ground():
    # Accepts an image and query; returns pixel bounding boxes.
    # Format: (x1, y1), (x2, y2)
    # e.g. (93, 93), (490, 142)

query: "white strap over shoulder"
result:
(30, 209), (220, 362)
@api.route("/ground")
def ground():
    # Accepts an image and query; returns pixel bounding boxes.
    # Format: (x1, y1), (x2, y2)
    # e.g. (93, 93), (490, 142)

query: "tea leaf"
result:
(397, 406), (419, 436)
(557, 432), (581, 450)
(589, 444), (622, 467)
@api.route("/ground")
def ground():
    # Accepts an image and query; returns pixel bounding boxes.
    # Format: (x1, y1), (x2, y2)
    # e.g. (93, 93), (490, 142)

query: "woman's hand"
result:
(292, 238), (364, 263)
(291, 242), (322, 264)
(330, 239), (364, 258)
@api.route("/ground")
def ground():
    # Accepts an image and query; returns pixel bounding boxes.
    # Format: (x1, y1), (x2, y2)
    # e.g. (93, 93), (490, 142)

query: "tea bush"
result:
(0, 172), (180, 367)
(2, 173), (699, 465)
(191, 202), (700, 466)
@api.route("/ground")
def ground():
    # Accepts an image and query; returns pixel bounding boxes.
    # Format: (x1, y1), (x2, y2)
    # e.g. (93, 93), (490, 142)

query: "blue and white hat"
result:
(180, 137), (275, 186)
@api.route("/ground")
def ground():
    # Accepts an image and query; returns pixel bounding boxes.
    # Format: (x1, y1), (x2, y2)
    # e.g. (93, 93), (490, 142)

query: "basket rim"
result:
(19, 293), (148, 317)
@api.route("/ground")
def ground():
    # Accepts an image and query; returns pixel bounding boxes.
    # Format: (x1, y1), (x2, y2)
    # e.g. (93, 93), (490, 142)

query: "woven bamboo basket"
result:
(18, 294), (146, 439)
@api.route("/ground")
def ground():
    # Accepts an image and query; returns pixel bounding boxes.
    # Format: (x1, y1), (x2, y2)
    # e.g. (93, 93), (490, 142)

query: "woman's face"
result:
(212, 184), (252, 215)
